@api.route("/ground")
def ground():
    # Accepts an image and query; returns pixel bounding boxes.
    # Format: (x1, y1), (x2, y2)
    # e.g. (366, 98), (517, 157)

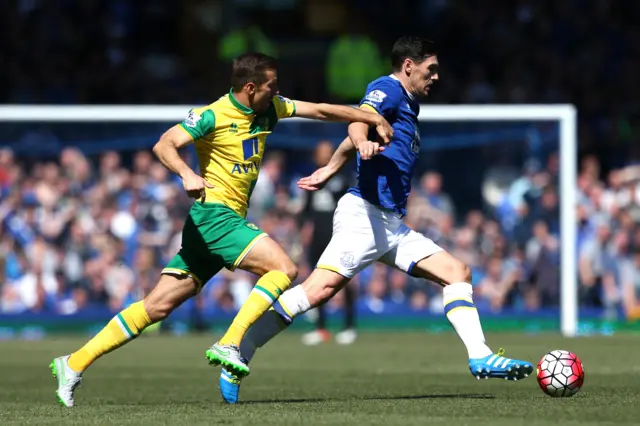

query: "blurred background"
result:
(1, 0), (639, 339)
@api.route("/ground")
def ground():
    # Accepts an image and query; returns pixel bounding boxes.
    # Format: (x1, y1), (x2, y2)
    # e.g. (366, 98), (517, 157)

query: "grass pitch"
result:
(1, 332), (639, 425)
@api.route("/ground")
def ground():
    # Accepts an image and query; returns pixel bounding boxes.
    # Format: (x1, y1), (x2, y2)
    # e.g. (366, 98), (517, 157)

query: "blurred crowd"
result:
(1, 144), (639, 321)
(1, 0), (639, 322)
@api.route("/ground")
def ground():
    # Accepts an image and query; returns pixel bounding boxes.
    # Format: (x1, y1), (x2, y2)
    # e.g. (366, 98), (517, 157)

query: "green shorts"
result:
(162, 202), (266, 288)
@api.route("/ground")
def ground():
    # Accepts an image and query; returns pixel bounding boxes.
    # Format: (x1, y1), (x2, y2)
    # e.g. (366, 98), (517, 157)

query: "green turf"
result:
(1, 332), (639, 425)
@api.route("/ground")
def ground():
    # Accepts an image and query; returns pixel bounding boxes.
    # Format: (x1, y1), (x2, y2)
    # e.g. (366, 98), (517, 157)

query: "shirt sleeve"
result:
(359, 81), (401, 117)
(273, 95), (296, 119)
(178, 108), (216, 140)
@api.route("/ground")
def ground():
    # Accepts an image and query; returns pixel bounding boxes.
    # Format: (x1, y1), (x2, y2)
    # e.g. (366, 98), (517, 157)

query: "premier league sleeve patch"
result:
(364, 90), (387, 105)
(184, 110), (202, 128)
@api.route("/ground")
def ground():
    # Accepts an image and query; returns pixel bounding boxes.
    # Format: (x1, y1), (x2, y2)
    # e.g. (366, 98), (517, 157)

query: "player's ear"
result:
(245, 82), (256, 95)
(403, 58), (413, 75)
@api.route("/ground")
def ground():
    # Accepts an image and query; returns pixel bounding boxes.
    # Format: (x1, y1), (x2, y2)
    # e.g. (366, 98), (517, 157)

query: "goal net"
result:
(0, 105), (583, 337)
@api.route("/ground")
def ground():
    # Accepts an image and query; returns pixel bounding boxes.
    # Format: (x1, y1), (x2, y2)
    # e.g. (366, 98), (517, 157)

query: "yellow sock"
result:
(68, 301), (153, 372)
(218, 270), (291, 346)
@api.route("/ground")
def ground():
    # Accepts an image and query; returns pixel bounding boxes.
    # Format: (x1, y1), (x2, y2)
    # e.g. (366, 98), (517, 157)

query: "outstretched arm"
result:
(293, 101), (393, 143)
(326, 136), (358, 174)
(297, 136), (364, 191)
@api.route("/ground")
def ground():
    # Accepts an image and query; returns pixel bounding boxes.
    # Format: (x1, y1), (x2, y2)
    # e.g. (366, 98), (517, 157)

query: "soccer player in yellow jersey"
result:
(49, 52), (393, 407)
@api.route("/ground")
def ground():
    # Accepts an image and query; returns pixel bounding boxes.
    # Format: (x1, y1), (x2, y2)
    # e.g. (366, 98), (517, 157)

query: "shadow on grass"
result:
(240, 393), (495, 404)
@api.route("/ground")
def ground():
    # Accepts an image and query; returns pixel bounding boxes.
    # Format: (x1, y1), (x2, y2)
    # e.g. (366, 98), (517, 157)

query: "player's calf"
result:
(301, 268), (350, 307)
(411, 252), (493, 359)
(411, 252), (533, 379)
(144, 274), (199, 321)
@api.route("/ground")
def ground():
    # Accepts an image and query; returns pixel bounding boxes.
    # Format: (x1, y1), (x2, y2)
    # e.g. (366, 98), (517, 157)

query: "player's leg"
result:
(302, 241), (332, 345)
(217, 267), (348, 403)
(206, 232), (297, 376)
(240, 268), (351, 359)
(239, 193), (384, 352)
(51, 272), (201, 407)
(380, 229), (533, 380)
(51, 203), (224, 407)
(218, 194), (383, 403)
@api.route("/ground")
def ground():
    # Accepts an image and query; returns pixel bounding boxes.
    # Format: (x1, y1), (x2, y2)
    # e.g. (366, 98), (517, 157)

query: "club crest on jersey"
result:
(364, 90), (387, 105)
(340, 252), (356, 268)
(246, 222), (259, 231)
(184, 110), (201, 128)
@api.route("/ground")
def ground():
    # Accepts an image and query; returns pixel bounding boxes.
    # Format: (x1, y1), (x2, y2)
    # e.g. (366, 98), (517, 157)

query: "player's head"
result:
(391, 37), (439, 98)
(231, 52), (279, 113)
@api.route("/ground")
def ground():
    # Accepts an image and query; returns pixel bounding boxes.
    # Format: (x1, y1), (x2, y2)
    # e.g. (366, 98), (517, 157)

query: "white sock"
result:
(276, 285), (311, 318)
(443, 282), (492, 359)
(240, 285), (311, 362)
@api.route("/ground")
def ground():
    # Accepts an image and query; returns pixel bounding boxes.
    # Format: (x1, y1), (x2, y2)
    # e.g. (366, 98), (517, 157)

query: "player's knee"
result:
(442, 259), (472, 285)
(453, 262), (472, 284)
(143, 297), (175, 322)
(278, 259), (298, 283)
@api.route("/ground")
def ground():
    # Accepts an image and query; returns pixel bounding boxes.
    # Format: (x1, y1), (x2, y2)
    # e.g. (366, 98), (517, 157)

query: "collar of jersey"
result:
(388, 74), (415, 101)
(228, 88), (254, 115)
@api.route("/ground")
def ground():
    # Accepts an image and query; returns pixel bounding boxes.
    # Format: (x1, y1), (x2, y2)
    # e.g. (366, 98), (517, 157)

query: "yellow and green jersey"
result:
(178, 89), (296, 217)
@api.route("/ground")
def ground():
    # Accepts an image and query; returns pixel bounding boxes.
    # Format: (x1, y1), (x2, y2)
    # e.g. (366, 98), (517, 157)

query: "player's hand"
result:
(357, 140), (386, 160)
(374, 116), (394, 144)
(297, 167), (333, 191)
(181, 171), (214, 199)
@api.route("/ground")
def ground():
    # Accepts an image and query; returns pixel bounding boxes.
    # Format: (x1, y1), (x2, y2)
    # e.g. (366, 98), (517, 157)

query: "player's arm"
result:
(153, 125), (212, 199)
(348, 117), (385, 161)
(349, 84), (400, 160)
(326, 136), (357, 174)
(297, 136), (361, 191)
(153, 126), (195, 178)
(293, 101), (393, 144)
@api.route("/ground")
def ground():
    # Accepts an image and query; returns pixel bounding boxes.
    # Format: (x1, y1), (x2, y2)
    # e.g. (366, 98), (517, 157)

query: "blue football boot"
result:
(219, 363), (244, 404)
(469, 348), (533, 381)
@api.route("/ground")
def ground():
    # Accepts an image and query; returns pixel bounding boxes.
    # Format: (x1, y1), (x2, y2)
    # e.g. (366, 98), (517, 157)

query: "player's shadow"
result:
(240, 394), (495, 404)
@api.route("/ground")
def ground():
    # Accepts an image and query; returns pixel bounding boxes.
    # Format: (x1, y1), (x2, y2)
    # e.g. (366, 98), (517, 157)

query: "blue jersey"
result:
(347, 75), (420, 216)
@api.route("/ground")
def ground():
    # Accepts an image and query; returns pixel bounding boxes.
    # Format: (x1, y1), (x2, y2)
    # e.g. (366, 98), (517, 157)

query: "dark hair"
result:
(391, 37), (437, 72)
(231, 52), (277, 91)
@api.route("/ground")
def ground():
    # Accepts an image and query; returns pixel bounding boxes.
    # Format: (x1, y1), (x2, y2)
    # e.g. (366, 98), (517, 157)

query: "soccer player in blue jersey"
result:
(217, 36), (533, 403)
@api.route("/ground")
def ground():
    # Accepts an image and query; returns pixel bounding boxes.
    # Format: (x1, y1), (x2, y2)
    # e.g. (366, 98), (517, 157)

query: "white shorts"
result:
(316, 193), (443, 278)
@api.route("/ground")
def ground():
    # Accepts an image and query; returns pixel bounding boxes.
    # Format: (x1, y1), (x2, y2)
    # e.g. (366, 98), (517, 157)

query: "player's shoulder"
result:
(363, 76), (403, 103)
(272, 94), (294, 106)
(181, 100), (221, 135)
(361, 76), (403, 112)
(365, 76), (403, 95)
(271, 94), (296, 119)
(190, 104), (214, 116)
(195, 93), (240, 114)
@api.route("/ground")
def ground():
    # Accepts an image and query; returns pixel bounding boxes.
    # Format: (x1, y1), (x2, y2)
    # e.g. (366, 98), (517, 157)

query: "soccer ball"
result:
(536, 350), (584, 397)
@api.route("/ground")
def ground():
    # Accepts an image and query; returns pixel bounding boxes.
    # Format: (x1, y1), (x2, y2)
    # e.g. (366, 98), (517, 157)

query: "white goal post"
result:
(0, 104), (578, 337)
